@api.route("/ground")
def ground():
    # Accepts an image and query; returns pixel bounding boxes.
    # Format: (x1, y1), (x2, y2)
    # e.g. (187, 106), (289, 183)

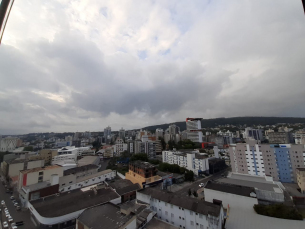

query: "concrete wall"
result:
(9, 163), (24, 177)
(27, 160), (45, 169)
(26, 166), (63, 186)
(204, 188), (258, 210)
(59, 170), (116, 193)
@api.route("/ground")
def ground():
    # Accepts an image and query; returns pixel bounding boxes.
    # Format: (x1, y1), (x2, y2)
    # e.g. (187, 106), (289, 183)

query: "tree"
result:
(188, 189), (192, 196)
(185, 170), (194, 182)
(130, 153), (148, 162)
(193, 190), (198, 197)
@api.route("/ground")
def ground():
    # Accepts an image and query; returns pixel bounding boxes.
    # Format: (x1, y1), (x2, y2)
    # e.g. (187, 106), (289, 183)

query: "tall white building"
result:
(162, 150), (209, 175)
(0, 137), (21, 152)
(186, 118), (203, 143)
(155, 128), (164, 139)
(115, 138), (127, 156)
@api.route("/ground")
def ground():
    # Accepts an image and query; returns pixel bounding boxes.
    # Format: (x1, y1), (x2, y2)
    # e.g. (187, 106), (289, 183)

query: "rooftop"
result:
(145, 217), (179, 229)
(77, 156), (99, 167)
(120, 199), (147, 214)
(20, 165), (62, 174)
(64, 164), (98, 176)
(205, 181), (256, 198)
(78, 203), (134, 229)
(139, 188), (221, 217)
(218, 176), (281, 192)
(130, 160), (156, 169)
(76, 169), (113, 183)
(226, 206), (305, 229)
(6, 158), (26, 164)
(31, 188), (120, 217)
(108, 179), (141, 196)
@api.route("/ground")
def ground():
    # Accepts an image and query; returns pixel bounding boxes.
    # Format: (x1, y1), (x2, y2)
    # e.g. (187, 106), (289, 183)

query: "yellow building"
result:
(296, 168), (305, 194)
(125, 161), (162, 188)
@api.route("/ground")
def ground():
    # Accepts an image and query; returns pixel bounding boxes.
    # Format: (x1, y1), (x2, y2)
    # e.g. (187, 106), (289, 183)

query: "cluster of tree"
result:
(158, 162), (194, 181)
(188, 188), (198, 197)
(23, 146), (33, 151)
(254, 204), (303, 220)
(159, 137), (201, 150)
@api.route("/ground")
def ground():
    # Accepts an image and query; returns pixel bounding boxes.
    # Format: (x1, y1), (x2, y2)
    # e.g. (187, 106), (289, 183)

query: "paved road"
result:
(174, 169), (229, 197)
(0, 177), (37, 229)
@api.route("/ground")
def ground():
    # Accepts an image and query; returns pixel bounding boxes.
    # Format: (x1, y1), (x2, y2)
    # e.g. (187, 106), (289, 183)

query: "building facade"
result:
(186, 118), (203, 143)
(296, 168), (305, 194)
(229, 142), (305, 183)
(268, 132), (294, 144)
(125, 161), (162, 188)
(162, 150), (209, 175)
(137, 188), (224, 229)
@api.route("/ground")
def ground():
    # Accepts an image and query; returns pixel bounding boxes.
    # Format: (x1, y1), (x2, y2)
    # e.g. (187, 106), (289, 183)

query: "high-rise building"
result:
(168, 124), (180, 135)
(119, 128), (125, 140)
(268, 132), (294, 144)
(243, 127), (263, 141)
(155, 128), (164, 139)
(229, 140), (305, 183)
(104, 126), (111, 144)
(186, 118), (203, 143)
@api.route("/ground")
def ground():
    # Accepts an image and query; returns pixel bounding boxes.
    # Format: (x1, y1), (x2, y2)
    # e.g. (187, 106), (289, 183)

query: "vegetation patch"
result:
(254, 204), (303, 220)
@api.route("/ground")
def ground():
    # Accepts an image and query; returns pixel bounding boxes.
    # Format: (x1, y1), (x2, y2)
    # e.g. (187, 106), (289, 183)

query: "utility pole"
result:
(0, 0), (14, 44)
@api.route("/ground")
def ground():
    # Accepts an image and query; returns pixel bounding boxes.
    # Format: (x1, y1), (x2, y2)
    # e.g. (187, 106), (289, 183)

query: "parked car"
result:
(1, 200), (5, 205)
(2, 221), (9, 228)
(8, 216), (13, 223)
(15, 221), (24, 226)
(199, 183), (205, 188)
(10, 196), (15, 200)
(11, 226), (18, 229)
(16, 206), (21, 211)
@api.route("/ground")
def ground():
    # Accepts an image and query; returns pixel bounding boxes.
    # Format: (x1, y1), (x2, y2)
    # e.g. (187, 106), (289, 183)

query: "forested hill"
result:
(140, 117), (305, 132)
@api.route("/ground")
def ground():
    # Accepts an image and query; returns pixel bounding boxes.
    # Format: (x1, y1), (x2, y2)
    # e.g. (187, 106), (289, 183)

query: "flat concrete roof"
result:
(226, 207), (305, 229)
(145, 217), (179, 229)
(218, 177), (280, 192)
(31, 188), (120, 217)
(78, 203), (133, 229)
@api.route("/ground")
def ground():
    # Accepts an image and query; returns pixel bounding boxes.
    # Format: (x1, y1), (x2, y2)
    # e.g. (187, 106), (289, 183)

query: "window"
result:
(199, 214), (203, 219)
(200, 225), (203, 229)
(165, 211), (168, 216)
(191, 221), (194, 226)
(190, 211), (193, 215)
(171, 213), (174, 217)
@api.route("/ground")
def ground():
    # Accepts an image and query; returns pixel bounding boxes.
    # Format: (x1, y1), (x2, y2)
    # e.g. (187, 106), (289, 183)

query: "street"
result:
(0, 177), (37, 229)
(173, 169), (229, 197)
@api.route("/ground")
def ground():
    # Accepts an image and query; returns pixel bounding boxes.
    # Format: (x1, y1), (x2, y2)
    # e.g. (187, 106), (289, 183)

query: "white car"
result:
(14, 202), (18, 207)
(5, 212), (10, 217)
(199, 183), (205, 188)
(7, 216), (13, 223)
(12, 226), (18, 229)
(10, 196), (15, 200)
(1, 200), (5, 205)
(3, 221), (8, 228)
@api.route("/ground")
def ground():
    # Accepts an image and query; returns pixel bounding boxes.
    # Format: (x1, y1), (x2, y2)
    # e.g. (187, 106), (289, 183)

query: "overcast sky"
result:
(1, 0), (305, 134)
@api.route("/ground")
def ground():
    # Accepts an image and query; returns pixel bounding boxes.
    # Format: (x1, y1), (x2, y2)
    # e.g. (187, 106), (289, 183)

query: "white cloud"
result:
(0, 0), (305, 134)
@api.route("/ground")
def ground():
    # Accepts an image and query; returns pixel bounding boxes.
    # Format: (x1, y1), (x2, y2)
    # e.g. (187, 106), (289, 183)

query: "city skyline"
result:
(1, 0), (305, 134)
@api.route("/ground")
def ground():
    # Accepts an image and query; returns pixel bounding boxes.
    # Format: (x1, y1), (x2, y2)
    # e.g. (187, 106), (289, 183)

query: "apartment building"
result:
(137, 188), (224, 229)
(296, 168), (305, 194)
(115, 138), (127, 156)
(229, 141), (305, 183)
(37, 149), (58, 165)
(162, 150), (209, 175)
(125, 161), (162, 188)
(186, 118), (203, 143)
(268, 132), (294, 144)
(0, 137), (22, 152)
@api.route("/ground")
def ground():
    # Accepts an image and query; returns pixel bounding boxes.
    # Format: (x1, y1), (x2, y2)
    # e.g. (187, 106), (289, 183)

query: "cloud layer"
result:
(1, 0), (305, 134)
